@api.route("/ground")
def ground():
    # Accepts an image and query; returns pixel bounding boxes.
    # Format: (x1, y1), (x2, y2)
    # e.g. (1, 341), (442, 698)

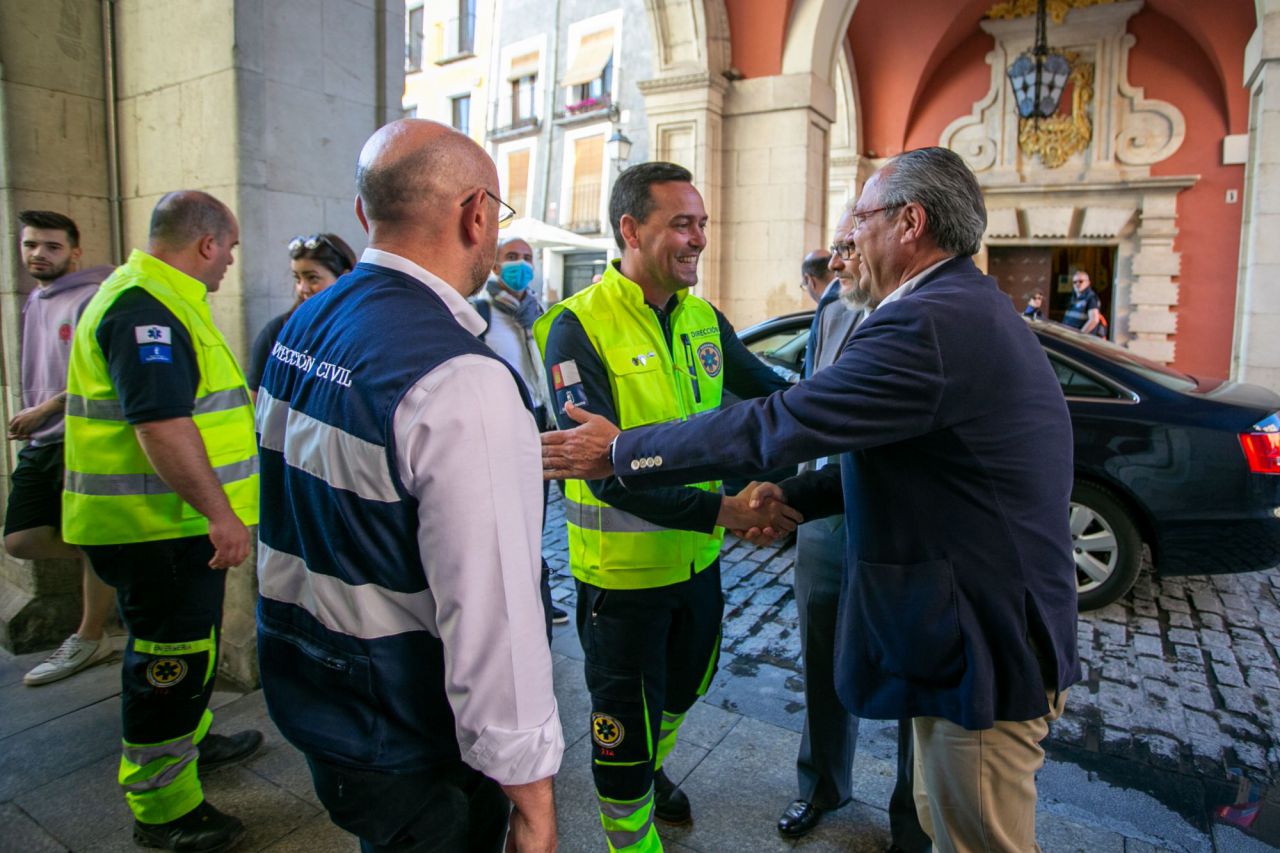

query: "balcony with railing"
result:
(436, 14), (476, 63)
(489, 96), (541, 142)
(553, 93), (614, 126)
(566, 180), (603, 234)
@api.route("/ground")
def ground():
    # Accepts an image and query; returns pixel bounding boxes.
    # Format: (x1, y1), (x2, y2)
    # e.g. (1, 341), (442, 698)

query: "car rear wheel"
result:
(1070, 482), (1142, 611)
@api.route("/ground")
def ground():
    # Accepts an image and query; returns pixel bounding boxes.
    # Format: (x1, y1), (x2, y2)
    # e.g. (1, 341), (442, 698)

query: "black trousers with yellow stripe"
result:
(85, 534), (225, 824)
(576, 561), (723, 850)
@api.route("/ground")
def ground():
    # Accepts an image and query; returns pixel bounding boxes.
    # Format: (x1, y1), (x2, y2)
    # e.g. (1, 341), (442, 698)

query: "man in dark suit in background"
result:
(543, 146), (1080, 853)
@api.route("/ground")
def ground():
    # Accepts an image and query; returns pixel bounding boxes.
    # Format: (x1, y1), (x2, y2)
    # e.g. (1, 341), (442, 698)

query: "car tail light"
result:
(1240, 417), (1280, 474)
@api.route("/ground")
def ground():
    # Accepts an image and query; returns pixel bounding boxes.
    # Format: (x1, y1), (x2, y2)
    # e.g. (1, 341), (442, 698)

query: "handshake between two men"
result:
(541, 400), (804, 545)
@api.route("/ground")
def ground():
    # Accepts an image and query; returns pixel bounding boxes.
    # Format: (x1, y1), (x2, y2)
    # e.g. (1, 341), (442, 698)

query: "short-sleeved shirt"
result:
(1062, 288), (1100, 330)
(95, 288), (199, 423)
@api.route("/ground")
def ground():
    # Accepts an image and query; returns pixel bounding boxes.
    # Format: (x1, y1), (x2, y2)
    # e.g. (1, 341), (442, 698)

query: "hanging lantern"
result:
(1006, 0), (1071, 120)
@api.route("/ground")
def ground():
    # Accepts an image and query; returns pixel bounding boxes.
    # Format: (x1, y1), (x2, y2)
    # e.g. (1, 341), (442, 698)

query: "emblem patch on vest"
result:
(135, 325), (173, 364)
(697, 342), (722, 378)
(145, 657), (188, 688)
(591, 712), (625, 748)
(552, 360), (587, 410)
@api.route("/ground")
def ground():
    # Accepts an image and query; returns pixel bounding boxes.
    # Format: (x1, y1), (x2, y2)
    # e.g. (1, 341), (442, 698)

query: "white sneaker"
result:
(23, 633), (113, 686)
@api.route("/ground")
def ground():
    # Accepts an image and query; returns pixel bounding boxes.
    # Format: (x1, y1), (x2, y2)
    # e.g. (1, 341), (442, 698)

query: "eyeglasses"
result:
(829, 242), (856, 260)
(288, 233), (341, 256)
(462, 189), (517, 229)
(852, 205), (899, 228)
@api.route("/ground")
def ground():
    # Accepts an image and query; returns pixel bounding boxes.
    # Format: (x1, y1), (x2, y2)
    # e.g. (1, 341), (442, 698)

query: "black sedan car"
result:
(737, 311), (1280, 610)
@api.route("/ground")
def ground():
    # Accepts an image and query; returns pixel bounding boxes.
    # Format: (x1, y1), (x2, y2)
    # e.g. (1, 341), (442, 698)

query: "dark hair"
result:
(878, 147), (987, 257)
(18, 210), (80, 247)
(801, 252), (832, 279)
(288, 233), (357, 278)
(609, 161), (693, 252)
(1027, 290), (1044, 300)
(149, 191), (235, 247)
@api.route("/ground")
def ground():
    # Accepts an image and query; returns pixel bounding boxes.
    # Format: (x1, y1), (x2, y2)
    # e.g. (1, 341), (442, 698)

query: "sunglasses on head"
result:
(289, 234), (341, 256)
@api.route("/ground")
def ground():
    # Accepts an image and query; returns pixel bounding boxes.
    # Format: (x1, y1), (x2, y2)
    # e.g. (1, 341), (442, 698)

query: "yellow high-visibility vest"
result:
(535, 261), (724, 590)
(62, 250), (259, 545)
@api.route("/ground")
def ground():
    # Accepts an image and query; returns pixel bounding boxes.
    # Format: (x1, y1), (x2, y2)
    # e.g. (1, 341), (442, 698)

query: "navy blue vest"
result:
(256, 262), (531, 771)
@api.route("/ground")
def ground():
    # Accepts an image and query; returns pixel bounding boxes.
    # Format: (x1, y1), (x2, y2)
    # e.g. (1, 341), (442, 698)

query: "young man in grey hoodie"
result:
(6, 210), (117, 685)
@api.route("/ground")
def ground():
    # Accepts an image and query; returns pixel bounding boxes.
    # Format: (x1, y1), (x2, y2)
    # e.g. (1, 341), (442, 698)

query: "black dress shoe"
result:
(134, 801), (245, 852)
(653, 768), (692, 824)
(199, 730), (264, 773)
(777, 799), (823, 837)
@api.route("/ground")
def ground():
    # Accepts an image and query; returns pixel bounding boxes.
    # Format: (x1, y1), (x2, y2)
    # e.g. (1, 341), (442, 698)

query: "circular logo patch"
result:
(146, 657), (187, 688)
(591, 712), (625, 749)
(697, 342), (722, 378)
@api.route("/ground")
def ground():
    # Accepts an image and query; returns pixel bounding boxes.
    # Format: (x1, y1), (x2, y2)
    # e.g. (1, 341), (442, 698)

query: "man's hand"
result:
(502, 777), (556, 852)
(7, 399), (59, 441)
(725, 481), (802, 545)
(719, 481), (803, 543)
(540, 400), (618, 481)
(207, 512), (250, 570)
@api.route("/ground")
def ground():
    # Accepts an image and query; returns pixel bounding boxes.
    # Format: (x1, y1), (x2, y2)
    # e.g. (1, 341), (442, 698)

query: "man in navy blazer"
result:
(543, 147), (1080, 852)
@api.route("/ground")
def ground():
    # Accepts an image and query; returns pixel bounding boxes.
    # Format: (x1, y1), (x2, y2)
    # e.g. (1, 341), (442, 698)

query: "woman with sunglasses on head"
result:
(246, 233), (357, 398)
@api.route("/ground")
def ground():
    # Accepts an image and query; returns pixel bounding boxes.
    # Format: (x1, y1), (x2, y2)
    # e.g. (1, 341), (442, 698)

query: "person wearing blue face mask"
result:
(470, 237), (569, 628)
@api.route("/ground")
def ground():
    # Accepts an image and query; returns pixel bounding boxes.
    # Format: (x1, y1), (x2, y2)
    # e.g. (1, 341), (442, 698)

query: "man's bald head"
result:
(355, 119), (493, 226)
(149, 191), (235, 250)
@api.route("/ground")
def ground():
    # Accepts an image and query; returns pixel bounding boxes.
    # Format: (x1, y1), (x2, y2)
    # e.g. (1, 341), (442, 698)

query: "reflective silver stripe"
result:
(122, 751), (196, 792)
(123, 738), (195, 767)
(66, 457), (257, 496)
(67, 388), (249, 421)
(66, 395), (125, 420)
(194, 387), (251, 415)
(256, 388), (400, 503)
(563, 497), (668, 534)
(599, 793), (655, 849)
(257, 542), (439, 639)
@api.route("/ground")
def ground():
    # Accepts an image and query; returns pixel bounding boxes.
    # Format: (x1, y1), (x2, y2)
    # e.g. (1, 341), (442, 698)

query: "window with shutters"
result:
(568, 135), (604, 233)
(507, 149), (531, 219)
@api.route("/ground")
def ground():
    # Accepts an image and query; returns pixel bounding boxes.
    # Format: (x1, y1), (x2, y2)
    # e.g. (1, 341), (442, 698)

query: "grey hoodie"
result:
(20, 265), (113, 446)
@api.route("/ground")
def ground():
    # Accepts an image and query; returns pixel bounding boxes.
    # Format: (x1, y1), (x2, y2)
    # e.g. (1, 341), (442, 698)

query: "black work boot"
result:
(199, 730), (264, 773)
(133, 801), (245, 852)
(653, 767), (692, 824)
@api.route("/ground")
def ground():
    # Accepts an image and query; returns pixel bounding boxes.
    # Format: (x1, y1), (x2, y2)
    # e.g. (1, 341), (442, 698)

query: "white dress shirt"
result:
(364, 248), (564, 786)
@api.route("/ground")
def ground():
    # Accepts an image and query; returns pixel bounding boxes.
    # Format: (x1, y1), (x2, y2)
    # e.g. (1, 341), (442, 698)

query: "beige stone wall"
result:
(234, 0), (403, 355)
(0, 0), (404, 676)
(1233, 0), (1280, 390)
(0, 0), (113, 652)
(717, 73), (835, 328)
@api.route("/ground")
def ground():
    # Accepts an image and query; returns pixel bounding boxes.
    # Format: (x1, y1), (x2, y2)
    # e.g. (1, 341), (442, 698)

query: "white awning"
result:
(560, 29), (614, 87)
(508, 51), (539, 81)
(504, 217), (612, 251)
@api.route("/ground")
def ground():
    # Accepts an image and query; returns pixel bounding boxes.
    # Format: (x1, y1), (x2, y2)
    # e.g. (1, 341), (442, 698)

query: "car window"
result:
(1037, 323), (1197, 392)
(746, 328), (807, 383)
(1048, 356), (1119, 399)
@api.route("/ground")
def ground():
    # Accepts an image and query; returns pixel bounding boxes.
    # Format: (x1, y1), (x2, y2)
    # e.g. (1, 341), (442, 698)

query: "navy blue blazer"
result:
(612, 256), (1081, 729)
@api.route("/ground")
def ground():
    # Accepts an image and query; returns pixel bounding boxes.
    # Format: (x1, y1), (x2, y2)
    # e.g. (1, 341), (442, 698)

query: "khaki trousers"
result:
(912, 690), (1068, 853)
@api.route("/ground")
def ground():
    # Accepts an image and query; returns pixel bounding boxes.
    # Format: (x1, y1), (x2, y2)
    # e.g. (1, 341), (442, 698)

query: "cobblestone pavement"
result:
(544, 487), (1280, 795)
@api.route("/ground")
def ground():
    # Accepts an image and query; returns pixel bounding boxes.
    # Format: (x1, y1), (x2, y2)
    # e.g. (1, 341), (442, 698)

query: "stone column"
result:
(0, 0), (112, 653)
(716, 73), (835, 326)
(1232, 3), (1280, 390)
(0, 0), (404, 686)
(638, 72), (729, 305)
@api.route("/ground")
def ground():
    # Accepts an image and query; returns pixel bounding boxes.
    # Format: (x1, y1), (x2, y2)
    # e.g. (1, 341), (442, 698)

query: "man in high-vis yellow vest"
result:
(536, 162), (800, 852)
(62, 191), (262, 853)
